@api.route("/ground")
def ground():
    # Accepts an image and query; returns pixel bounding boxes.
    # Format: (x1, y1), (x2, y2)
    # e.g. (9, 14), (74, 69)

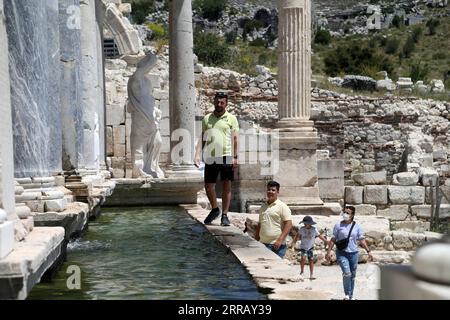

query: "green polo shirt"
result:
(202, 111), (239, 158)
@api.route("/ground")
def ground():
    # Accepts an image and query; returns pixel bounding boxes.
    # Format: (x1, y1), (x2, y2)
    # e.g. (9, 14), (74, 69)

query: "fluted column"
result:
(274, 0), (322, 205)
(278, 0), (311, 125)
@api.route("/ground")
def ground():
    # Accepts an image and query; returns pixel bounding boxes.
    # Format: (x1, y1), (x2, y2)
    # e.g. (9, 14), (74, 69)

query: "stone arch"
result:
(99, 1), (142, 56)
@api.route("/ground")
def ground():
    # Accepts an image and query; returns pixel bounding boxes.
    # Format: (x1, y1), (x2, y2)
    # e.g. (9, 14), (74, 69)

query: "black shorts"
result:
(204, 156), (234, 183)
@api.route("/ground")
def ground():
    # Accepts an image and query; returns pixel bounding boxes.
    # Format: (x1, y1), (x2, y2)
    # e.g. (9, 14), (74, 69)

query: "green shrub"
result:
(314, 28), (332, 45)
(249, 38), (267, 47)
(194, 31), (230, 66)
(241, 19), (265, 40)
(193, 0), (227, 21)
(384, 37), (400, 54)
(432, 52), (447, 60)
(426, 18), (440, 36)
(324, 41), (394, 77)
(401, 36), (415, 58)
(412, 26), (423, 43)
(409, 62), (429, 82)
(392, 15), (404, 28)
(127, 0), (155, 24)
(147, 23), (166, 40)
(225, 30), (237, 44)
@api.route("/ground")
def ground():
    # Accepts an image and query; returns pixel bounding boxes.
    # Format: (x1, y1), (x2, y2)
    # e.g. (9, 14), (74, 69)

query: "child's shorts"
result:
(300, 248), (314, 259)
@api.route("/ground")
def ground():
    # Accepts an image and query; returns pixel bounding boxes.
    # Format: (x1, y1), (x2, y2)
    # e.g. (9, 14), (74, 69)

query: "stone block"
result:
(388, 186), (425, 205)
(352, 171), (386, 185)
(419, 168), (439, 186)
(111, 157), (126, 169)
(318, 178), (344, 200)
(44, 199), (67, 212)
(354, 204), (377, 215)
(148, 73), (161, 89)
(112, 168), (125, 178)
(345, 186), (364, 204)
(364, 185), (388, 204)
(153, 89), (168, 100)
(377, 205), (409, 221)
(161, 136), (170, 153)
(107, 126), (114, 156)
(411, 204), (450, 219)
(158, 99), (169, 118)
(15, 205), (31, 219)
(160, 118), (170, 136)
(114, 143), (126, 157)
(392, 172), (418, 186)
(25, 200), (45, 213)
(392, 221), (430, 233)
(317, 160), (344, 179)
(107, 104), (125, 125)
(0, 221), (14, 259)
(113, 125), (126, 145)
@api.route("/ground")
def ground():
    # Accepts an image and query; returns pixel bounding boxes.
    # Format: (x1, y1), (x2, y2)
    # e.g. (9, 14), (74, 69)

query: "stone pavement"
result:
(182, 205), (379, 300)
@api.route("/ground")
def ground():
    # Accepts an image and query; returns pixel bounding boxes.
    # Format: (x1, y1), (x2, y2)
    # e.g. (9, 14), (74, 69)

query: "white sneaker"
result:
(343, 295), (350, 300)
(350, 297), (357, 300)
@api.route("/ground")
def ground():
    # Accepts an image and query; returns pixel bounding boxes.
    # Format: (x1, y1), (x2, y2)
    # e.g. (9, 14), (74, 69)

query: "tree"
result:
(384, 37), (400, 54)
(314, 28), (332, 45)
(193, 0), (227, 21)
(401, 36), (415, 58)
(410, 62), (429, 82)
(412, 26), (423, 43)
(127, 0), (155, 24)
(193, 31), (230, 66)
(392, 15), (403, 28)
(426, 18), (440, 36)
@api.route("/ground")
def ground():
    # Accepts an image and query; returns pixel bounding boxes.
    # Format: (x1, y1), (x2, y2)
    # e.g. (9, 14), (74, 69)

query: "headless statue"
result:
(127, 52), (164, 178)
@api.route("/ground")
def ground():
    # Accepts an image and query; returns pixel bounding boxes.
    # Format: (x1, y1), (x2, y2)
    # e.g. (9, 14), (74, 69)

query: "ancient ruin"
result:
(0, 0), (449, 300)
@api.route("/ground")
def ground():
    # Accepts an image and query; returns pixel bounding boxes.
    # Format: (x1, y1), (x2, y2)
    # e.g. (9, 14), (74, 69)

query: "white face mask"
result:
(341, 212), (351, 221)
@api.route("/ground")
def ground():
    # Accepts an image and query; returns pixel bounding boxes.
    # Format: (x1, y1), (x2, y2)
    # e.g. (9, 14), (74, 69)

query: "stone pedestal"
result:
(274, 0), (322, 206)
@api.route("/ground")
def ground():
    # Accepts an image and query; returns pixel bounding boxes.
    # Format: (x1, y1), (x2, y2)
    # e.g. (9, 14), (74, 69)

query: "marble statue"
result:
(127, 52), (164, 178)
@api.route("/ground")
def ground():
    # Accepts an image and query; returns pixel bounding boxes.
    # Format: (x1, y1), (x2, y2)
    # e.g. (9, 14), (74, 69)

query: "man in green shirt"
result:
(195, 92), (239, 226)
(255, 181), (293, 258)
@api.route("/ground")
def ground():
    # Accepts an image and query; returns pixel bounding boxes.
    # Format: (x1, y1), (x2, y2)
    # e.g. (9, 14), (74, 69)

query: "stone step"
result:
(0, 227), (65, 299)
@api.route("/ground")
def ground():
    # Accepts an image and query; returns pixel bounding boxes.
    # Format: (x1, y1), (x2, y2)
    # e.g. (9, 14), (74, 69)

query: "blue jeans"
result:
(336, 250), (359, 298)
(264, 243), (287, 258)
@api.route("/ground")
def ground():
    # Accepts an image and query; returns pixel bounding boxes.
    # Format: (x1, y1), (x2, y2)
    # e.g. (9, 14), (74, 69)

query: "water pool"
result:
(28, 206), (266, 300)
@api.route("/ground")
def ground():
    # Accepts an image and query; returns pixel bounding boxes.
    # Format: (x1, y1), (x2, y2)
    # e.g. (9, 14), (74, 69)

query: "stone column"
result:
(163, 0), (202, 203)
(95, 0), (107, 172)
(0, 0), (16, 258)
(274, 0), (322, 205)
(5, 0), (68, 217)
(167, 0), (200, 177)
(80, 0), (100, 172)
(59, 0), (84, 172)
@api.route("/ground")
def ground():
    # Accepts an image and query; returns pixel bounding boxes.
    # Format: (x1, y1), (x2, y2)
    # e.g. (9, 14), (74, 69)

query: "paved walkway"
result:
(182, 205), (379, 300)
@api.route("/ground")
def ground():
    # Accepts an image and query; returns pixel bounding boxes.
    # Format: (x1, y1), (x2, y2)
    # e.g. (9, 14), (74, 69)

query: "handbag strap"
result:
(346, 221), (356, 240)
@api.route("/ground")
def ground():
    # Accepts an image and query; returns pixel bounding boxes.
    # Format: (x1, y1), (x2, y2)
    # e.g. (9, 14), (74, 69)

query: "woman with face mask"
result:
(325, 206), (373, 300)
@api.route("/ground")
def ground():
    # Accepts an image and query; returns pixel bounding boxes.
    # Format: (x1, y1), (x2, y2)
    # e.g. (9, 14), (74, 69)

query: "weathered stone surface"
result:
(392, 231), (426, 250)
(107, 104), (125, 125)
(412, 243), (450, 285)
(388, 186), (425, 205)
(412, 204), (450, 219)
(392, 221), (430, 233)
(364, 185), (388, 204)
(352, 171), (386, 185)
(0, 220), (14, 259)
(354, 204), (377, 216)
(377, 205), (409, 221)
(345, 186), (364, 204)
(44, 199), (67, 212)
(5, 0), (62, 177)
(373, 251), (413, 264)
(419, 168), (439, 187)
(392, 172), (418, 186)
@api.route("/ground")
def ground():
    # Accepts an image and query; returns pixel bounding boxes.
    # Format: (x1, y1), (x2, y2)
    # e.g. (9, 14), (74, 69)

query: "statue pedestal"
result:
(273, 123), (323, 206)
